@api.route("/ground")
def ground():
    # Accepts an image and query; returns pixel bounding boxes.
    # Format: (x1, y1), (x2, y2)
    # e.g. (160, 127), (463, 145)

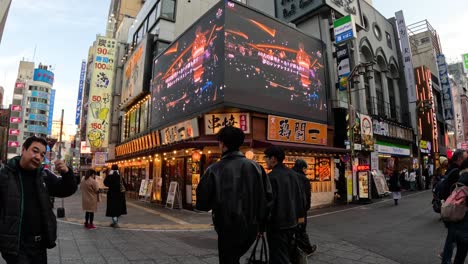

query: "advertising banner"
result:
(395, 11), (417, 104)
(358, 171), (369, 199)
(75, 60), (86, 126)
(436, 54), (454, 120)
(9, 129), (20, 136)
(93, 152), (107, 166)
(11, 105), (21, 112)
(80, 141), (91, 154)
(47, 89), (55, 135)
(225, 2), (327, 123)
(33, 68), (54, 85)
(463, 53), (468, 73)
(151, 1), (327, 129)
(160, 118), (200, 145)
(360, 114), (374, 151)
(15, 82), (25, 88)
(86, 36), (116, 149)
(8, 141), (20, 148)
(10, 117), (21, 123)
(336, 43), (350, 91)
(122, 35), (152, 105)
(267, 115), (327, 145)
(204, 113), (250, 135)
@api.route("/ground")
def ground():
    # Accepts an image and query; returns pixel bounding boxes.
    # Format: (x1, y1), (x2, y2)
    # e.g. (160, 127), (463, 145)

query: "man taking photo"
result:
(0, 136), (77, 264)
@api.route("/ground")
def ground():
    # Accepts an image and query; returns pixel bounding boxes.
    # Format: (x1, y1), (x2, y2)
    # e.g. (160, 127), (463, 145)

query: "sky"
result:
(0, 0), (110, 126)
(0, 0), (467, 127)
(374, 0), (468, 63)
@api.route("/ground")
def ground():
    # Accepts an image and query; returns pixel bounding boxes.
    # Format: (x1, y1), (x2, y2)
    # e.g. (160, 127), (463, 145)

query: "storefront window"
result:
(140, 100), (148, 132)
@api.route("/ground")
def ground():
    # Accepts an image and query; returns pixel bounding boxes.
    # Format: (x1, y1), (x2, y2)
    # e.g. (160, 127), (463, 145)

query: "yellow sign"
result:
(204, 113), (250, 135)
(420, 140), (427, 149)
(86, 36), (116, 149)
(267, 115), (327, 145)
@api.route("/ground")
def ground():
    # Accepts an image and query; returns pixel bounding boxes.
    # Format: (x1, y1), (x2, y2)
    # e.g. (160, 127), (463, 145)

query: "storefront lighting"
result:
(208, 150), (211, 154)
(199, 151), (203, 155)
(245, 150), (254, 160)
(163, 153), (166, 156)
(156, 154), (159, 157)
(173, 150), (177, 154)
(172, 157), (175, 160)
(164, 157), (167, 161)
(185, 150), (189, 153)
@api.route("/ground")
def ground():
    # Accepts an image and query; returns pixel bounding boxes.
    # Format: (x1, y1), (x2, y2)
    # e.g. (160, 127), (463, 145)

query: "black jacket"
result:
(268, 164), (306, 230)
(389, 171), (401, 192)
(196, 151), (272, 233)
(294, 170), (311, 214)
(104, 170), (127, 217)
(0, 156), (77, 255)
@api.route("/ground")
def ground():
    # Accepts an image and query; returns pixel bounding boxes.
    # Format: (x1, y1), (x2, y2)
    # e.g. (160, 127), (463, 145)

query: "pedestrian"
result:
(104, 164), (127, 228)
(387, 160), (401, 205)
(408, 169), (417, 191)
(264, 146), (307, 264)
(433, 156), (448, 188)
(196, 126), (272, 264)
(447, 169), (468, 264)
(0, 136), (77, 264)
(292, 159), (317, 256)
(80, 169), (100, 229)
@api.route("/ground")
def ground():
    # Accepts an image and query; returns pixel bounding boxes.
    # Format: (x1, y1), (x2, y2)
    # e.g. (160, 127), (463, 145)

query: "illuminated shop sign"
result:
(33, 68), (54, 85)
(204, 113), (250, 135)
(267, 115), (327, 145)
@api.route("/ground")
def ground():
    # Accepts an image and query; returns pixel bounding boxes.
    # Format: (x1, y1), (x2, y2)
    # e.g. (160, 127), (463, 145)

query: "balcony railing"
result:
(366, 96), (401, 122)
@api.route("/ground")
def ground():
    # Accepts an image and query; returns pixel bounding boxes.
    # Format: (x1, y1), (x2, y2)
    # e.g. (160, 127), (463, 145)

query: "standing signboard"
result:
(358, 171), (371, 200)
(166, 181), (182, 209)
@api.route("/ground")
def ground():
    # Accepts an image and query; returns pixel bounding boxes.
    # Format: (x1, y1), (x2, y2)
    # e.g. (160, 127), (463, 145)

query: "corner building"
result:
(109, 1), (346, 209)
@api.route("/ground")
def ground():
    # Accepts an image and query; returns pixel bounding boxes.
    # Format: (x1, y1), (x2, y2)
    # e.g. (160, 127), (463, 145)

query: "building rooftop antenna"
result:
(32, 44), (37, 62)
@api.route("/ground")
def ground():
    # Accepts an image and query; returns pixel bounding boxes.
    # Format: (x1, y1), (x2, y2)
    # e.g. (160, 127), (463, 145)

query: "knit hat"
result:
(440, 156), (448, 165)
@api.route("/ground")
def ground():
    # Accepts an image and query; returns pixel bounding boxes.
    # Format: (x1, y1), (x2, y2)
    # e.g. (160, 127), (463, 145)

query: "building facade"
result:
(7, 61), (55, 159)
(0, 0), (12, 45)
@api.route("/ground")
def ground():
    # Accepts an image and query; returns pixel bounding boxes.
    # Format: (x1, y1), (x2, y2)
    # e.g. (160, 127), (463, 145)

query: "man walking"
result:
(196, 126), (272, 264)
(264, 146), (307, 263)
(0, 136), (77, 264)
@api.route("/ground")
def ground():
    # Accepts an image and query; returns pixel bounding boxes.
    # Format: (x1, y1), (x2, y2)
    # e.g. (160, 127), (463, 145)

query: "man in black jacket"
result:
(196, 126), (272, 264)
(264, 146), (307, 264)
(0, 136), (77, 264)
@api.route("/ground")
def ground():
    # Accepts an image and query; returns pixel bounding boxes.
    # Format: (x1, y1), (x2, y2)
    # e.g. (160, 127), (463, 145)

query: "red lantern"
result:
(192, 151), (201, 161)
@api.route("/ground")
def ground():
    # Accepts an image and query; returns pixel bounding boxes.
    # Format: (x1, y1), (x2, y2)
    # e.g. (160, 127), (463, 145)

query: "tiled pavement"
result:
(0, 190), (401, 264)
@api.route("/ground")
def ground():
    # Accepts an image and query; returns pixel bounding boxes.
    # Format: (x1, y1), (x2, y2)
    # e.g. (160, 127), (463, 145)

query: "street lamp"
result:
(347, 60), (375, 201)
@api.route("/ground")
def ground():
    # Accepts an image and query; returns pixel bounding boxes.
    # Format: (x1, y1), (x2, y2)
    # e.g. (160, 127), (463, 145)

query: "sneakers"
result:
(110, 223), (120, 228)
(84, 223), (89, 228)
(305, 245), (317, 257)
(87, 224), (97, 230)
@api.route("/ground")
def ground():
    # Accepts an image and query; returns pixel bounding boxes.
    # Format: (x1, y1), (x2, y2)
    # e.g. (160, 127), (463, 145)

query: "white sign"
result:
(333, 15), (356, 43)
(395, 11), (416, 104)
(376, 144), (410, 156)
(80, 141), (91, 154)
(165, 181), (181, 209)
(161, 118), (200, 145)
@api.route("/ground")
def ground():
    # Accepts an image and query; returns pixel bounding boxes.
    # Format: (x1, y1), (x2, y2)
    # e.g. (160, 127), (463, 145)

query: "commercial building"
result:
(0, 0), (12, 45)
(7, 61), (55, 159)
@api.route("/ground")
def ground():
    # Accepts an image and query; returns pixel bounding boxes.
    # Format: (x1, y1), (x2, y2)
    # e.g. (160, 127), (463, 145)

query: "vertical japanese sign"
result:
(436, 54), (454, 120)
(75, 60), (86, 126)
(86, 36), (116, 149)
(47, 89), (55, 136)
(336, 44), (350, 91)
(267, 115), (327, 145)
(395, 11), (416, 104)
(204, 113), (250, 135)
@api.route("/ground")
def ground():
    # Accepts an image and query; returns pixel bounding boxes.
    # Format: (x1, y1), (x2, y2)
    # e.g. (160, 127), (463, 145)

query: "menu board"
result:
(358, 171), (369, 199)
(371, 170), (390, 196)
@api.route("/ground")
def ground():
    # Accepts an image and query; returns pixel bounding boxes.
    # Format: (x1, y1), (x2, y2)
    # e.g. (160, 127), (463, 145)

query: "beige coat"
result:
(80, 177), (100, 212)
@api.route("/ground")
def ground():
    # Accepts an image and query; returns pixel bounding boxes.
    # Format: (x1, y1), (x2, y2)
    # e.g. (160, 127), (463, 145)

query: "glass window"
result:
(148, 7), (156, 29)
(161, 0), (175, 20)
(386, 32), (392, 49)
(373, 23), (382, 40)
(154, 41), (169, 58)
(140, 100), (149, 132)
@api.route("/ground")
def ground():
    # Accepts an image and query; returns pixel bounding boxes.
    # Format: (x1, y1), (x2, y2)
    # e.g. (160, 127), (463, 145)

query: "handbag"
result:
(119, 176), (126, 193)
(246, 232), (268, 264)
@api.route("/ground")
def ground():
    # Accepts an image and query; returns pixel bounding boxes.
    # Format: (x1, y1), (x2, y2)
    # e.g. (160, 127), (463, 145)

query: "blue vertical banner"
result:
(75, 60), (86, 126)
(47, 89), (56, 135)
(436, 54), (454, 121)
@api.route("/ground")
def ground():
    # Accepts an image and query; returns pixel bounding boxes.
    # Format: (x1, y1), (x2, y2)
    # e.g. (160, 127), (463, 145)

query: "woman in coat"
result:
(104, 164), (127, 228)
(80, 169), (100, 229)
(389, 171), (401, 205)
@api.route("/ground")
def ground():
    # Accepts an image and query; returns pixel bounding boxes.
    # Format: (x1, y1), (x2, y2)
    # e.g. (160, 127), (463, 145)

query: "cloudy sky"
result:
(0, 0), (466, 126)
(0, 0), (109, 125)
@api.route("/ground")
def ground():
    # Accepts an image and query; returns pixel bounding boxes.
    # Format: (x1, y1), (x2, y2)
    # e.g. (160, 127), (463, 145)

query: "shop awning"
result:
(252, 140), (349, 154)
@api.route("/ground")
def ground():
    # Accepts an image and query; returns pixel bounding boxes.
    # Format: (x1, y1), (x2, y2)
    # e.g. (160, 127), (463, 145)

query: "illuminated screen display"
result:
(224, 2), (327, 123)
(150, 1), (327, 129)
(151, 3), (225, 129)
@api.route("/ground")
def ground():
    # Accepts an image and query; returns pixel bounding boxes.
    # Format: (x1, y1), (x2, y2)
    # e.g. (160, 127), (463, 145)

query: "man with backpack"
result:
(438, 150), (468, 264)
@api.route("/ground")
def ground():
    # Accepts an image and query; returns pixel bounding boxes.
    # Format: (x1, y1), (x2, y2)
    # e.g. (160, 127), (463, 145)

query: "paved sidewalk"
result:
(0, 190), (404, 263)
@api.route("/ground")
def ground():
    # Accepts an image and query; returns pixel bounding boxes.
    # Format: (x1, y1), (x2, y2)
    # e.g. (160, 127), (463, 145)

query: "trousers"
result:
(268, 228), (295, 264)
(217, 227), (257, 264)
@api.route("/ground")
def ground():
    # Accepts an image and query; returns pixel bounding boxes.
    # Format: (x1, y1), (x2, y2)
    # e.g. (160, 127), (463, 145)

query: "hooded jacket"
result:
(0, 156), (77, 255)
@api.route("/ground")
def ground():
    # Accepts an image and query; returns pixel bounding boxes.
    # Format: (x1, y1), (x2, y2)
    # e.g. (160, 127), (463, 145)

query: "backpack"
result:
(440, 183), (468, 222)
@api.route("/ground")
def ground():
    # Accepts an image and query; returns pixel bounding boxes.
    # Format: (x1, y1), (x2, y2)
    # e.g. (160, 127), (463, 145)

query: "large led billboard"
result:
(224, 2), (327, 123)
(150, 1), (327, 129)
(151, 3), (225, 129)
